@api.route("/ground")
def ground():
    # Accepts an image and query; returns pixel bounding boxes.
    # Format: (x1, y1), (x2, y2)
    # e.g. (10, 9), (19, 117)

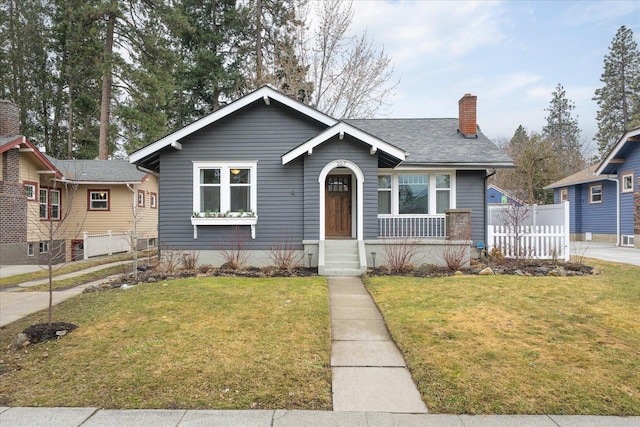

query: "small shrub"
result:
(181, 250), (199, 270)
(442, 243), (469, 271)
(382, 238), (420, 273)
(219, 226), (250, 270)
(269, 239), (303, 271)
(157, 247), (181, 273)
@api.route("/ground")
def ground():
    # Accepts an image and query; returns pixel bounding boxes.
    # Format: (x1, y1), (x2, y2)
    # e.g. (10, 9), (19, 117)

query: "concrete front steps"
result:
(320, 240), (366, 276)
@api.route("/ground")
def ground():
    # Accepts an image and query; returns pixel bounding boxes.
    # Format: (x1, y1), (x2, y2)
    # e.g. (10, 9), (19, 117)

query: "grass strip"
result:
(0, 276), (332, 410)
(364, 260), (640, 415)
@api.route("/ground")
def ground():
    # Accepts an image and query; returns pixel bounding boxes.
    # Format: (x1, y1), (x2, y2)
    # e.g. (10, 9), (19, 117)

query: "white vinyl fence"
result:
(83, 230), (131, 260)
(487, 202), (570, 261)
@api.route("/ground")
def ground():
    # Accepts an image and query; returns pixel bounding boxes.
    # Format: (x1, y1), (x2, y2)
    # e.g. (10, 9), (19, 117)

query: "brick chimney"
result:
(0, 99), (20, 138)
(458, 93), (477, 138)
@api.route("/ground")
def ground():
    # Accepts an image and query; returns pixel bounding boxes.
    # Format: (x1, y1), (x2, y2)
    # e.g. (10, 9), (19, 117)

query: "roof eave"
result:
(281, 121), (406, 165)
(595, 126), (640, 175)
(130, 86), (338, 165)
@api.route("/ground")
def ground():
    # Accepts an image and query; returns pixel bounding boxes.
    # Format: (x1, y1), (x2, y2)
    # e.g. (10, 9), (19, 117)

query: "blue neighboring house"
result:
(545, 126), (640, 248)
(487, 184), (525, 206)
(129, 86), (514, 274)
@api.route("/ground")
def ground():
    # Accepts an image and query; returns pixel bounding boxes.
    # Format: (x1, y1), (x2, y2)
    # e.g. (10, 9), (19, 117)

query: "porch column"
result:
(445, 208), (472, 240)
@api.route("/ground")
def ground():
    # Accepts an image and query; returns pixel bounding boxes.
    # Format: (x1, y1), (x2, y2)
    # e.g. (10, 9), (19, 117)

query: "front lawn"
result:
(0, 276), (331, 410)
(365, 260), (640, 415)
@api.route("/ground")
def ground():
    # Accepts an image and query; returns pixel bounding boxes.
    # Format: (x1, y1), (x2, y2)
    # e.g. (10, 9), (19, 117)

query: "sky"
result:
(344, 0), (640, 153)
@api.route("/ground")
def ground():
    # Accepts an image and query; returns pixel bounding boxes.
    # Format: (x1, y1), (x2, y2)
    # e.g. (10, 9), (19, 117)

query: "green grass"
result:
(0, 276), (331, 410)
(364, 260), (640, 415)
(21, 265), (128, 292)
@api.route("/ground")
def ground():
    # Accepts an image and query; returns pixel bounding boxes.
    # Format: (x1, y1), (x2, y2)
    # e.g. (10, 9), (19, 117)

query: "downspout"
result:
(483, 168), (497, 254)
(604, 176), (620, 246)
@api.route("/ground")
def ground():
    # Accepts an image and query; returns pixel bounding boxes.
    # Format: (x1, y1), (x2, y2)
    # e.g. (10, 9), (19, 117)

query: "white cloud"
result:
(349, 1), (508, 67)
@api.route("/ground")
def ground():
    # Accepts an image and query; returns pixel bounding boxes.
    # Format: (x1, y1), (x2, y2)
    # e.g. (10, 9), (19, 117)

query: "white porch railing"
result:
(378, 215), (446, 238)
(83, 230), (131, 260)
(487, 225), (569, 261)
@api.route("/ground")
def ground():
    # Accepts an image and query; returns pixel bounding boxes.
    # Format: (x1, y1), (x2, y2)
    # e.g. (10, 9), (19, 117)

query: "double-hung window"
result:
(193, 162), (257, 215)
(377, 175), (392, 214)
(38, 188), (60, 220)
(622, 172), (634, 193)
(589, 184), (602, 204)
(436, 174), (451, 214)
(89, 190), (110, 210)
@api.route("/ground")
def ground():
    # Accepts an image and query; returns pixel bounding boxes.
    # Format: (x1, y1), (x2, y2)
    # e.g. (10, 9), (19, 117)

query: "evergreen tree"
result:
(593, 25), (640, 158)
(542, 83), (584, 176)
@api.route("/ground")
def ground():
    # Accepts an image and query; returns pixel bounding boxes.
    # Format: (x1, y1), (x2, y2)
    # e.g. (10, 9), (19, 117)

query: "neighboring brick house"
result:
(0, 100), (159, 265)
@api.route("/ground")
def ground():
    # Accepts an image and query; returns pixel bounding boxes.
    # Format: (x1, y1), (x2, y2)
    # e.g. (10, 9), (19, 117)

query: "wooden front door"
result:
(326, 175), (352, 237)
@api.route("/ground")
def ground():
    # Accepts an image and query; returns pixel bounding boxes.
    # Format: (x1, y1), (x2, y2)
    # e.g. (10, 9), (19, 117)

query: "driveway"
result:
(571, 241), (640, 266)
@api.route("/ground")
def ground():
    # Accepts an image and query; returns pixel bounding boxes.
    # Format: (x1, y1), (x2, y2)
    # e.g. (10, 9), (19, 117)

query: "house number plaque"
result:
(335, 160), (346, 168)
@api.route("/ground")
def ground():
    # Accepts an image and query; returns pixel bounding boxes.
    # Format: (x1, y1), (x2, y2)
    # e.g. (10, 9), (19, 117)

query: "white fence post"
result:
(563, 201), (570, 261)
(83, 231), (88, 260)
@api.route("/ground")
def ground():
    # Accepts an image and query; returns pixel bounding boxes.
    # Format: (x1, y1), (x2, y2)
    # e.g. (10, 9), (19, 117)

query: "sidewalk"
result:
(1, 407), (639, 427)
(0, 261), (132, 327)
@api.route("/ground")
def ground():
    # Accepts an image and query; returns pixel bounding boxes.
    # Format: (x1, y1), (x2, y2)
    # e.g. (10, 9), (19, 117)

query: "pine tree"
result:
(543, 83), (584, 176)
(593, 25), (640, 158)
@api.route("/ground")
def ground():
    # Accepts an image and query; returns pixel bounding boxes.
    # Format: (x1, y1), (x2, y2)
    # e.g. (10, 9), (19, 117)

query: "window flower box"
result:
(190, 214), (257, 239)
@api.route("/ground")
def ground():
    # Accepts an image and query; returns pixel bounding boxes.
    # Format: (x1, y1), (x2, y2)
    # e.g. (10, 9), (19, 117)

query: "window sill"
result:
(190, 216), (257, 239)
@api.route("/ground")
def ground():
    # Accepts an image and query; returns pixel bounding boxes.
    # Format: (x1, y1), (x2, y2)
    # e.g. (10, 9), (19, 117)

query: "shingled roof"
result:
(345, 118), (513, 168)
(46, 156), (147, 183)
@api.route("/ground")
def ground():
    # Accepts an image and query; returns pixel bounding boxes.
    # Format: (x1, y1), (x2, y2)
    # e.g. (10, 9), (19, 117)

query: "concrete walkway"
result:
(329, 276), (427, 413)
(1, 407), (639, 427)
(0, 261), (131, 327)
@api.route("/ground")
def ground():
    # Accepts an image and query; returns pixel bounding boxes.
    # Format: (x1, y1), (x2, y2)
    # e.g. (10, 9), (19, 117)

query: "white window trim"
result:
(589, 184), (603, 204)
(39, 241), (49, 254)
(38, 188), (60, 220)
(24, 183), (37, 201)
(192, 161), (258, 215)
(191, 161), (258, 239)
(621, 172), (634, 193)
(89, 190), (110, 211)
(560, 188), (569, 201)
(138, 190), (145, 207)
(27, 243), (35, 256)
(378, 170), (456, 215)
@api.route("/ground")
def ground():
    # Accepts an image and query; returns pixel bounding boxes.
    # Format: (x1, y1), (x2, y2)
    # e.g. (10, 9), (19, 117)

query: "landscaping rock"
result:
(11, 333), (30, 350)
(454, 271), (464, 276)
(514, 269), (524, 276)
(479, 267), (494, 275)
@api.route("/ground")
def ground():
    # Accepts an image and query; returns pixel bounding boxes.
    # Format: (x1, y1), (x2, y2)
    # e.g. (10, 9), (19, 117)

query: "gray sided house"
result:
(129, 87), (513, 275)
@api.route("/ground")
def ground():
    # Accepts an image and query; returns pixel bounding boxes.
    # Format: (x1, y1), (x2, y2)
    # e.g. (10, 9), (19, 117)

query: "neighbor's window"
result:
(138, 190), (145, 207)
(39, 241), (48, 254)
(38, 188), (60, 220)
(150, 192), (157, 208)
(39, 188), (48, 219)
(589, 184), (602, 204)
(560, 188), (569, 201)
(378, 175), (391, 214)
(399, 174), (429, 214)
(89, 190), (110, 210)
(27, 243), (35, 256)
(622, 172), (634, 193)
(24, 182), (37, 201)
(49, 189), (60, 220)
(193, 162), (257, 214)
